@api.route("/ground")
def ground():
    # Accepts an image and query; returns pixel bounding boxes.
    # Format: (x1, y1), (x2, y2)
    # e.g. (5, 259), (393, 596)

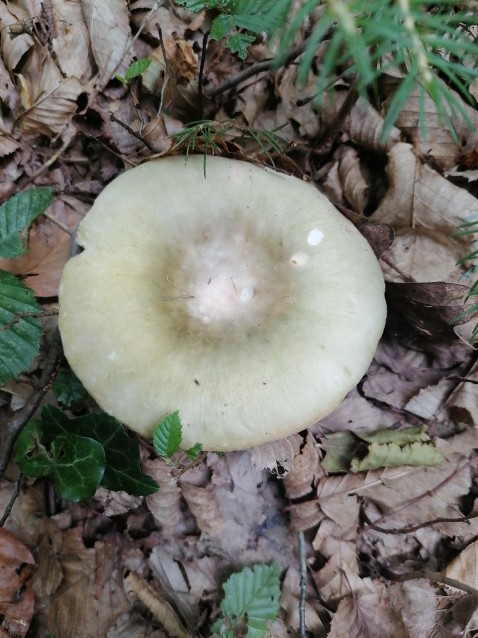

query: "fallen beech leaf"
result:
(386, 85), (478, 170)
(371, 143), (478, 283)
(442, 539), (478, 592)
(0, 2), (34, 72)
(0, 528), (35, 638)
(249, 434), (302, 474)
(387, 281), (477, 339)
(16, 45), (83, 137)
(81, 0), (132, 85)
(338, 146), (371, 213)
(51, 0), (93, 81)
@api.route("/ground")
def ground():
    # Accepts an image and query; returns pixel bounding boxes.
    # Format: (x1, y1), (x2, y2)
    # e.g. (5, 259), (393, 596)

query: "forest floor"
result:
(2, 1), (478, 637)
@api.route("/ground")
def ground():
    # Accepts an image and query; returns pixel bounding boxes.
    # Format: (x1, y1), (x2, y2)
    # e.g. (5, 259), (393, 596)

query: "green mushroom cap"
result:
(59, 156), (386, 451)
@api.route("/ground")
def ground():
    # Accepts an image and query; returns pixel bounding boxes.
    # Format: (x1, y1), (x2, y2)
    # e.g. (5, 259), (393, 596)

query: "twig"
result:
(207, 42), (306, 99)
(0, 474), (22, 527)
(298, 531), (307, 638)
(109, 112), (161, 154)
(0, 328), (62, 481)
(381, 566), (478, 598)
(198, 31), (209, 119)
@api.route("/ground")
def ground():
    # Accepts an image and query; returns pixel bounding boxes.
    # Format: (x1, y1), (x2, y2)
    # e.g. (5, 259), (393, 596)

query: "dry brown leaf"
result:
(180, 482), (224, 535)
(50, 0), (93, 81)
(276, 66), (320, 138)
(249, 434), (302, 474)
(16, 45), (83, 136)
(284, 432), (322, 500)
(0, 2), (34, 72)
(328, 584), (410, 638)
(338, 146), (371, 213)
(81, 0), (132, 85)
(311, 524), (364, 601)
(0, 56), (18, 111)
(371, 143), (478, 283)
(442, 539), (478, 592)
(280, 567), (325, 635)
(143, 458), (182, 538)
(387, 86), (478, 170)
(440, 361), (478, 429)
(0, 528), (35, 638)
(124, 571), (190, 638)
(388, 581), (440, 638)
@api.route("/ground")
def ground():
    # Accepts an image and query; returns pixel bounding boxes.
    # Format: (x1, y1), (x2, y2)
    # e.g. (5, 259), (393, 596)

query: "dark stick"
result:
(0, 329), (61, 481)
(198, 31), (209, 119)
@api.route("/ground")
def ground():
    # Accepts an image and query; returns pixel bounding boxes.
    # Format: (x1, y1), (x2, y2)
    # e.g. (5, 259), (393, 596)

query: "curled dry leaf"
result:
(385, 85), (478, 170)
(50, 0), (93, 81)
(386, 281), (477, 339)
(179, 482), (223, 535)
(0, 527), (35, 638)
(249, 434), (302, 474)
(124, 571), (190, 638)
(328, 584), (409, 638)
(338, 146), (371, 214)
(371, 143), (478, 283)
(0, 2), (34, 72)
(143, 458), (181, 538)
(442, 539), (478, 593)
(16, 45), (83, 137)
(81, 0), (132, 85)
(284, 433), (322, 500)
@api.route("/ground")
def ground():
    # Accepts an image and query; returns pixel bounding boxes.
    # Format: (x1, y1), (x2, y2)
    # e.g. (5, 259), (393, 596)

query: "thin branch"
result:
(207, 42), (306, 99)
(109, 112), (161, 154)
(198, 31), (209, 119)
(0, 328), (62, 481)
(381, 566), (478, 598)
(0, 474), (22, 527)
(298, 531), (307, 638)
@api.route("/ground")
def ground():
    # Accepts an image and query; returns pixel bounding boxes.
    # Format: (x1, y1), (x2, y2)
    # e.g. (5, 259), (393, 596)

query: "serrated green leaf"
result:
(321, 431), (359, 473)
(52, 368), (88, 406)
(186, 442), (203, 460)
(41, 405), (159, 496)
(226, 32), (255, 60)
(15, 420), (54, 477)
(219, 563), (280, 637)
(359, 425), (430, 446)
(125, 58), (152, 80)
(0, 270), (42, 384)
(51, 434), (105, 501)
(350, 440), (443, 473)
(0, 187), (54, 258)
(210, 14), (235, 41)
(153, 411), (182, 458)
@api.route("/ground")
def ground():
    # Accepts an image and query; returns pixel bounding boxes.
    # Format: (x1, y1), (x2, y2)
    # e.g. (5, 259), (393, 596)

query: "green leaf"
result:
(51, 434), (105, 501)
(210, 14), (235, 41)
(350, 440), (443, 473)
(214, 563), (281, 637)
(41, 406), (159, 496)
(52, 368), (88, 406)
(0, 187), (54, 258)
(153, 411), (183, 458)
(320, 431), (359, 473)
(125, 58), (152, 80)
(186, 442), (203, 460)
(15, 420), (54, 478)
(0, 270), (42, 384)
(226, 32), (255, 60)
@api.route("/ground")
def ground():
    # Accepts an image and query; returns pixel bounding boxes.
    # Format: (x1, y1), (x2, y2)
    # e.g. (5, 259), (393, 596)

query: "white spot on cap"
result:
(108, 351), (117, 360)
(307, 228), (324, 246)
(240, 286), (254, 301)
(290, 252), (309, 267)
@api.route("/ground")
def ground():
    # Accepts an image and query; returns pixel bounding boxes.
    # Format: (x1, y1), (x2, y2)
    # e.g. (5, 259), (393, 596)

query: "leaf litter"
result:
(1, 2), (478, 637)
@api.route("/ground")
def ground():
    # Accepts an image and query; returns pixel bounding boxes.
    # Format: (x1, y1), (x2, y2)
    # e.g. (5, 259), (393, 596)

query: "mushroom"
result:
(58, 156), (386, 452)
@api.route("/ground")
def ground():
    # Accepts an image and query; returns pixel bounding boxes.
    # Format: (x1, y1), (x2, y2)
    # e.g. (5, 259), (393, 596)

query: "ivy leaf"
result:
(41, 405), (158, 495)
(213, 563), (281, 637)
(52, 368), (88, 407)
(153, 411), (182, 458)
(0, 270), (42, 384)
(0, 187), (54, 258)
(51, 434), (105, 501)
(15, 420), (54, 478)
